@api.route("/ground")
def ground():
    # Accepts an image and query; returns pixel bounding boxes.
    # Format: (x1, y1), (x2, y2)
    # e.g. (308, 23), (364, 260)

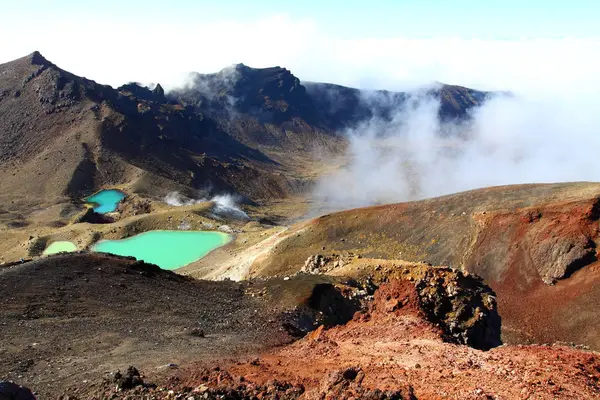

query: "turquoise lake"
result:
(85, 189), (126, 214)
(92, 230), (231, 270)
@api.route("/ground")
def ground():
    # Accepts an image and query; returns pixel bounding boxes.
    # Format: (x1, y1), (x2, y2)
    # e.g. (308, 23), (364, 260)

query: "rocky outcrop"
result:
(301, 258), (502, 350)
(301, 253), (358, 274)
(115, 195), (152, 218)
(365, 266), (501, 350)
(469, 200), (600, 285)
(113, 366), (145, 390)
(412, 267), (501, 350)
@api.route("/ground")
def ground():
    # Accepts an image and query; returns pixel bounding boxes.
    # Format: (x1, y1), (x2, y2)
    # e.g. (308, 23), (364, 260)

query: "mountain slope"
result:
(248, 182), (600, 350)
(0, 52), (307, 222)
(0, 51), (497, 225)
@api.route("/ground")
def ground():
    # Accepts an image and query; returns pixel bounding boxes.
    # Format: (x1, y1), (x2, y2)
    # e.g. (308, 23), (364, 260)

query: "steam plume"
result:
(312, 90), (600, 214)
(164, 192), (249, 220)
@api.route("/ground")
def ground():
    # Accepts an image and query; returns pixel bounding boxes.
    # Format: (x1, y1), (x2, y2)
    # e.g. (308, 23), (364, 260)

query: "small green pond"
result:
(85, 189), (126, 214)
(43, 241), (77, 255)
(92, 230), (231, 270)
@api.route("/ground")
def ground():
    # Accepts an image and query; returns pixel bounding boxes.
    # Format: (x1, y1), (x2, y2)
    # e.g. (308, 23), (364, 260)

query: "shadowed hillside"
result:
(304, 81), (491, 129)
(0, 52), (314, 223)
(169, 64), (493, 150)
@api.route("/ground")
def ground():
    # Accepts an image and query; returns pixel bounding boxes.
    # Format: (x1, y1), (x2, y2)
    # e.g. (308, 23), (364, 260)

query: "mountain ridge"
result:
(0, 50), (496, 223)
(0, 51), (302, 224)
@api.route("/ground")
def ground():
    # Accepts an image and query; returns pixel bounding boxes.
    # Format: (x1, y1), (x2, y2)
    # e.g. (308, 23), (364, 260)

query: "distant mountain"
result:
(304, 81), (492, 129)
(0, 51), (498, 219)
(171, 64), (318, 123)
(171, 64), (493, 137)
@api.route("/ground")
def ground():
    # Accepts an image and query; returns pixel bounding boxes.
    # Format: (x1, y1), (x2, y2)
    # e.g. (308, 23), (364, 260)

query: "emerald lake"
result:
(91, 230), (230, 270)
(85, 189), (126, 214)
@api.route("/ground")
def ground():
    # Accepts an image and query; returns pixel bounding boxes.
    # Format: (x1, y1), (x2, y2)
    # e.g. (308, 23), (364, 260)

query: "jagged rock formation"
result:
(301, 253), (358, 274)
(117, 82), (166, 104)
(303, 258), (501, 350)
(372, 264), (501, 350)
(152, 83), (165, 101)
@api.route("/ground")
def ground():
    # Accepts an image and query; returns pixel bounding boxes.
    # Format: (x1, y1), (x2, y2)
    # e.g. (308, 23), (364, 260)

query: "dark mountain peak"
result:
(426, 84), (488, 121)
(29, 50), (51, 66)
(118, 82), (166, 103)
(170, 64), (317, 124)
(152, 83), (166, 103)
(0, 51), (54, 71)
(232, 62), (248, 72)
(153, 83), (165, 98)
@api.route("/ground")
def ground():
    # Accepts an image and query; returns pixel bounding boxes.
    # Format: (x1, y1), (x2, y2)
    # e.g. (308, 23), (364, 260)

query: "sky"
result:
(1, 1), (600, 93)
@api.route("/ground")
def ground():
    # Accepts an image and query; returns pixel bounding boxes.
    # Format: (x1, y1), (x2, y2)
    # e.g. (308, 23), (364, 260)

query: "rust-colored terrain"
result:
(251, 183), (600, 350)
(4, 253), (597, 399)
(84, 262), (599, 399)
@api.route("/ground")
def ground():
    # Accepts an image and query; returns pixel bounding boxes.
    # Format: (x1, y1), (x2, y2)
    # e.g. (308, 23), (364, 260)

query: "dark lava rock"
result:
(0, 381), (36, 400)
(366, 264), (502, 351)
(114, 366), (144, 389)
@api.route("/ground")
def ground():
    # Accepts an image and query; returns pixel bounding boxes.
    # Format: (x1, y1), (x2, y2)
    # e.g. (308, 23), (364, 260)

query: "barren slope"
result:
(0, 252), (364, 398)
(251, 182), (600, 349)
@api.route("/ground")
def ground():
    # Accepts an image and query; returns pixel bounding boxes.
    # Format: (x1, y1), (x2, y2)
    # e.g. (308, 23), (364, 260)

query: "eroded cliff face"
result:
(467, 198), (600, 285)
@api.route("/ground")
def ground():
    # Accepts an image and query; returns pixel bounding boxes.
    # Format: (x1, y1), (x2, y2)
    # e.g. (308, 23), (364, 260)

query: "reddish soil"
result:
(108, 280), (600, 399)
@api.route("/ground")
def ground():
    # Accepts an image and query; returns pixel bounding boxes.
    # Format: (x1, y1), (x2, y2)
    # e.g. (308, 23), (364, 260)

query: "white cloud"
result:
(312, 90), (600, 214)
(2, 13), (600, 95)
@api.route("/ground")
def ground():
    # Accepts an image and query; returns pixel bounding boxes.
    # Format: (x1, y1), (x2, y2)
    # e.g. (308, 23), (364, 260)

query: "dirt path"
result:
(201, 227), (292, 280)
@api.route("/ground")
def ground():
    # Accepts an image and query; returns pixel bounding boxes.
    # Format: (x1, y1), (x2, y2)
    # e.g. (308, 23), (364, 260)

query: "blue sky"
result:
(5, 0), (598, 38)
(2, 1), (599, 91)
